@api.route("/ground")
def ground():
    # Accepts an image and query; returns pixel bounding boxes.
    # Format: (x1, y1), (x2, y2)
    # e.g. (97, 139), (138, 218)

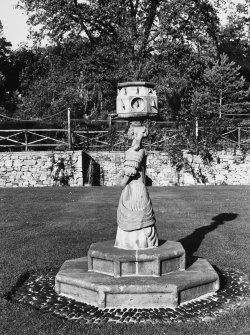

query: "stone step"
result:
(88, 240), (185, 278)
(55, 255), (219, 308)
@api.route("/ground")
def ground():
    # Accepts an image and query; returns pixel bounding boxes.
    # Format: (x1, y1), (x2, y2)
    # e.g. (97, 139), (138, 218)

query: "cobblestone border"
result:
(6, 269), (250, 324)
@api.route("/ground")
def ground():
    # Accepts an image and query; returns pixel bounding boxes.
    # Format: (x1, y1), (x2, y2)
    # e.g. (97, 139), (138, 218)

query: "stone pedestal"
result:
(55, 240), (219, 308)
(88, 240), (185, 277)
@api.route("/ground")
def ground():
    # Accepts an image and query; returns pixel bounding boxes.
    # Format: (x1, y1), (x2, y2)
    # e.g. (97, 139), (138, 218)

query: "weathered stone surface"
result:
(5, 160), (13, 167)
(0, 150), (83, 187)
(88, 240), (185, 277)
(1, 149), (250, 187)
(89, 149), (250, 186)
(116, 82), (157, 119)
(55, 255), (219, 308)
(115, 125), (159, 250)
(12, 160), (23, 167)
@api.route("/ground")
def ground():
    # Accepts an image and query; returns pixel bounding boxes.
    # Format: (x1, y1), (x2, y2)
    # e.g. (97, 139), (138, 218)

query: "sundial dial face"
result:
(131, 97), (145, 113)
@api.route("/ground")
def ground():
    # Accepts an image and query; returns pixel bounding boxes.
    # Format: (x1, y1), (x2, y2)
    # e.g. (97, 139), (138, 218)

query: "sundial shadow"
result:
(178, 212), (238, 267)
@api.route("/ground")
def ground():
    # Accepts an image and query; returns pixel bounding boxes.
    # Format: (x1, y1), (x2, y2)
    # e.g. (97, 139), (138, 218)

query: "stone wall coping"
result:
(88, 151), (169, 155)
(0, 150), (83, 156)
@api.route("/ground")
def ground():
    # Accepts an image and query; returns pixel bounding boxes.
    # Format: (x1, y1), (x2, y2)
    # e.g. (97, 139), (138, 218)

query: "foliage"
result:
(192, 54), (246, 117)
(184, 53), (250, 149)
(218, 0), (250, 82)
(14, 1), (221, 122)
(50, 154), (75, 186)
(17, 0), (220, 80)
(12, 38), (120, 121)
(0, 1), (249, 152)
(0, 21), (17, 113)
(202, 54), (246, 117)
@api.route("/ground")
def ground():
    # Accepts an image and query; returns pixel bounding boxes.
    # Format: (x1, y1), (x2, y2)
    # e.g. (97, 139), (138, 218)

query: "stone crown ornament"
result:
(117, 82), (158, 118)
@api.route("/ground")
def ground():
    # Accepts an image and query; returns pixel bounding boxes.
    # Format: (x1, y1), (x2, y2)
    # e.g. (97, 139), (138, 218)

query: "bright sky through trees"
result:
(0, 0), (29, 49)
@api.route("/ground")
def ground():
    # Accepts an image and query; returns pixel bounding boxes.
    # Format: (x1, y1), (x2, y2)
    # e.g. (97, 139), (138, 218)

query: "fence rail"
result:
(198, 126), (250, 149)
(0, 129), (68, 151)
(1, 126), (250, 151)
(1, 108), (250, 151)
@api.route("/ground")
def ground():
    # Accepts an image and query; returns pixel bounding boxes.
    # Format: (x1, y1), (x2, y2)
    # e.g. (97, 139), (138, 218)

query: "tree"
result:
(0, 21), (16, 113)
(14, 1), (222, 121)
(218, 1), (250, 83)
(201, 53), (247, 119)
(18, 0), (220, 78)
(13, 37), (120, 120)
(184, 53), (250, 148)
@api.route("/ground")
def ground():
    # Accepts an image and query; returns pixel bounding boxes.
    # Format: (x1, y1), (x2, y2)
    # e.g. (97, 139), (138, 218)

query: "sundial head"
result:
(116, 82), (158, 119)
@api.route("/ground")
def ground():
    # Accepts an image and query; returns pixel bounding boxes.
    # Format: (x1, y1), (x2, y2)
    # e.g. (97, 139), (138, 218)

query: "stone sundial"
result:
(55, 82), (219, 308)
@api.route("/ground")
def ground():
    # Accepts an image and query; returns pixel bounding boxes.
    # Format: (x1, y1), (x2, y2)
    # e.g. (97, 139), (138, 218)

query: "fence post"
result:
(108, 115), (113, 151)
(108, 114), (112, 131)
(24, 130), (28, 151)
(195, 118), (198, 152)
(238, 127), (241, 149)
(67, 107), (72, 150)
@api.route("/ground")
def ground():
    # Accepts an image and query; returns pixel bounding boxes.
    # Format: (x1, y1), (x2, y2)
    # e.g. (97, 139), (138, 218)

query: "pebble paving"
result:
(7, 269), (250, 324)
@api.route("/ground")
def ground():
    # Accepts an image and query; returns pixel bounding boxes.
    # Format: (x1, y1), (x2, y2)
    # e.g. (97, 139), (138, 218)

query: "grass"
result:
(0, 185), (250, 335)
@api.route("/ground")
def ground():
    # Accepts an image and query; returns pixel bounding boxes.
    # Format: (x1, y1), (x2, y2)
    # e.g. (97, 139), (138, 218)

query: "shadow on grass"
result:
(178, 213), (238, 267)
(4, 271), (30, 300)
(4, 268), (58, 301)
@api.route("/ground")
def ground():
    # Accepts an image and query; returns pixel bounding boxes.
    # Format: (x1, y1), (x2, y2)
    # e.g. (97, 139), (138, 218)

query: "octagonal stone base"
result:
(55, 240), (219, 308)
(88, 240), (185, 277)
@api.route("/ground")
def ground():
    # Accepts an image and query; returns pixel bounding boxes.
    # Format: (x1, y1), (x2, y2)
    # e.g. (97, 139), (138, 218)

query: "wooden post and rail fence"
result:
(0, 108), (250, 151)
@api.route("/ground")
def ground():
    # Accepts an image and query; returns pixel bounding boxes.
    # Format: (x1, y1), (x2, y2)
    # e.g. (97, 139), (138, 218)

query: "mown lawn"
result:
(0, 186), (250, 335)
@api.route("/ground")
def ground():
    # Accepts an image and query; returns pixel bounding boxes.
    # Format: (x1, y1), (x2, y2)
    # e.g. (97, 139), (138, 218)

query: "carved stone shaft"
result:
(115, 123), (159, 250)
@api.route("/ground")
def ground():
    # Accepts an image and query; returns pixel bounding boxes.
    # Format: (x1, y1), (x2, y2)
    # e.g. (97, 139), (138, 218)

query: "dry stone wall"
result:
(1, 150), (250, 187)
(89, 150), (250, 186)
(177, 150), (250, 186)
(88, 152), (124, 186)
(0, 151), (83, 187)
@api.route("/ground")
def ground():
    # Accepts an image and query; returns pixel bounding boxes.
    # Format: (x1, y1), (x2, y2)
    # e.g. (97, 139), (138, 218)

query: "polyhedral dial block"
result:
(117, 82), (158, 118)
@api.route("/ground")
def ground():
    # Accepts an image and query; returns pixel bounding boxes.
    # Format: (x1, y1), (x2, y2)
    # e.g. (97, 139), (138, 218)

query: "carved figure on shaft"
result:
(115, 123), (159, 250)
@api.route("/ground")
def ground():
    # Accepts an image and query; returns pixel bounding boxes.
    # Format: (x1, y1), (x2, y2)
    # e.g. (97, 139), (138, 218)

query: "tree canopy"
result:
(18, 0), (220, 76)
